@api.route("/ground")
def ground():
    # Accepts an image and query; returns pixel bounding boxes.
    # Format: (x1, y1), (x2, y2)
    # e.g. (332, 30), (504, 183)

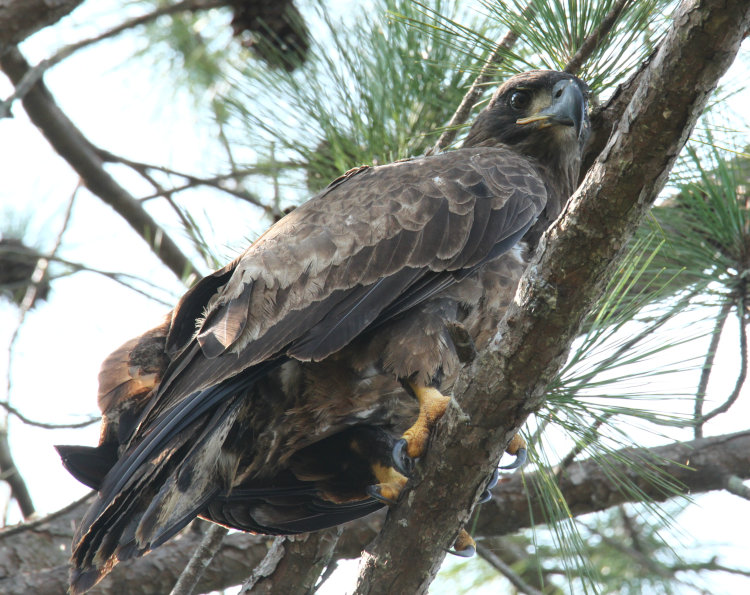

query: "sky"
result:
(1, 1), (749, 593)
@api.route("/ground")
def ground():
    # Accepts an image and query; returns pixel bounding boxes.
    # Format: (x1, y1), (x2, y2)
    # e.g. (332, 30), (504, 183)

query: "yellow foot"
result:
(392, 384), (451, 475)
(500, 433), (527, 470)
(366, 463), (409, 504)
(449, 528), (476, 557)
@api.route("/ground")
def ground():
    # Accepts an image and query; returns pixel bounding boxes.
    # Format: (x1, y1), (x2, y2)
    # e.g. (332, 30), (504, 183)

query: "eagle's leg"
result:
(365, 464), (408, 505)
(501, 433), (527, 470)
(365, 464), (476, 557)
(392, 383), (451, 476)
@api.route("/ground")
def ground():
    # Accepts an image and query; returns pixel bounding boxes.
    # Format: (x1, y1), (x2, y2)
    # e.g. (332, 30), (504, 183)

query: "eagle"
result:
(57, 69), (589, 593)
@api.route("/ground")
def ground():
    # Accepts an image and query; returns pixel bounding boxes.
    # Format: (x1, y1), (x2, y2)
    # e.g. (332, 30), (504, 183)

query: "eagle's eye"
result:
(509, 90), (531, 111)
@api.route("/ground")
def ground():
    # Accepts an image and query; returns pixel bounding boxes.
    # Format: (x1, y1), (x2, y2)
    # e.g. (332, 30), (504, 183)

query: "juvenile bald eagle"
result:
(58, 69), (589, 593)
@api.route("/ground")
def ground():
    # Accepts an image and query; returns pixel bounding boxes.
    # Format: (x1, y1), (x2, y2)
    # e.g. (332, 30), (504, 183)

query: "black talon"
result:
(478, 467), (499, 503)
(448, 544), (476, 558)
(500, 447), (527, 470)
(366, 484), (397, 505)
(392, 438), (416, 476)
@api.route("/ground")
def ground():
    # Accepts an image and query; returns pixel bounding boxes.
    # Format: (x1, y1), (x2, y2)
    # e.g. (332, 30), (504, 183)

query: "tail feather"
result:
(55, 444), (117, 490)
(69, 397), (242, 593)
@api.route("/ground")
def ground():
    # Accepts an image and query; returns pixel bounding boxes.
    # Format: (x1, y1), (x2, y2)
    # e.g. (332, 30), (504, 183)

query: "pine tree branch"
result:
(2, 187), (78, 520)
(693, 299), (734, 437)
(239, 529), (341, 594)
(564, 0), (633, 75)
(427, 2), (534, 155)
(477, 430), (750, 536)
(696, 292), (748, 424)
(0, 0), (225, 118)
(725, 475), (750, 501)
(0, 47), (200, 284)
(0, 0), (84, 48)
(475, 543), (545, 595)
(169, 524), (228, 595)
(3, 430), (749, 594)
(353, 1), (750, 593)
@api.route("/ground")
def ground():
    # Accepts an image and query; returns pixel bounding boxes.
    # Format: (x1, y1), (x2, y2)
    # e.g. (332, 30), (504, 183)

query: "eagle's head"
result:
(463, 70), (590, 244)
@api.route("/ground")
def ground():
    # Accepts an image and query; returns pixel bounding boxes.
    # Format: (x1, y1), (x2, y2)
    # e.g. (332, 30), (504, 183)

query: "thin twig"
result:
(102, 150), (275, 213)
(1, 47), (200, 283)
(696, 292), (748, 424)
(0, 491), (94, 539)
(554, 413), (611, 479)
(0, 400), (100, 430)
(169, 523), (228, 595)
(0, 244), (177, 305)
(1, 186), (78, 519)
(427, 2), (535, 155)
(138, 172), (270, 208)
(475, 543), (546, 595)
(0, 0), (225, 118)
(693, 299), (733, 438)
(564, 0), (634, 75)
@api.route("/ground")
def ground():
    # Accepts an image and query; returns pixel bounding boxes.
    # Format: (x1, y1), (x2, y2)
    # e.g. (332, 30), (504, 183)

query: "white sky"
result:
(1, 2), (749, 594)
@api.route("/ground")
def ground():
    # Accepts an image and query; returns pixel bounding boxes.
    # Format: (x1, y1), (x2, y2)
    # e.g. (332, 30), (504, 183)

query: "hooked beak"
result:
(516, 79), (587, 139)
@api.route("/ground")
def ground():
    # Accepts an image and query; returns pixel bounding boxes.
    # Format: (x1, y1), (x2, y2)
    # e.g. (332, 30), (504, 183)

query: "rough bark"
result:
(2, 431), (748, 594)
(0, 0), (84, 48)
(476, 430), (750, 536)
(353, 1), (750, 593)
(239, 529), (341, 594)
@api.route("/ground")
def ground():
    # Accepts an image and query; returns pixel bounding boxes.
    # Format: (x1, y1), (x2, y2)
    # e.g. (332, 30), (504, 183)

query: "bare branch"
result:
(0, 0), (84, 48)
(696, 292), (748, 424)
(0, 47), (200, 284)
(564, 0), (633, 75)
(0, 0), (226, 118)
(2, 431), (750, 594)
(0, 492), (93, 540)
(240, 536), (287, 591)
(239, 529), (341, 594)
(169, 524), (228, 595)
(693, 299), (734, 437)
(99, 150), (274, 213)
(0, 399), (100, 430)
(475, 543), (545, 595)
(427, 2), (534, 155)
(0, 431), (34, 519)
(725, 475), (750, 501)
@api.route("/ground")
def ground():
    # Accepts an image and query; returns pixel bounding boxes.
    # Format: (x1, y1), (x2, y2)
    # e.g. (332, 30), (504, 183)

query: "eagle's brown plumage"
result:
(57, 69), (589, 593)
